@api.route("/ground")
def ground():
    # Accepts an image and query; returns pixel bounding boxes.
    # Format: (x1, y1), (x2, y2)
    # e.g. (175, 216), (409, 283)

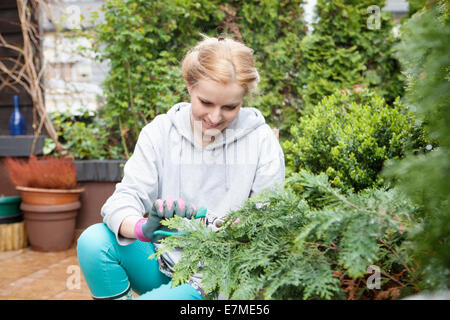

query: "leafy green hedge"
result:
(44, 109), (121, 160)
(298, 0), (404, 110)
(283, 90), (430, 192)
(87, 0), (199, 157)
(236, 1), (308, 138)
(62, 0), (406, 158)
(83, 0), (307, 157)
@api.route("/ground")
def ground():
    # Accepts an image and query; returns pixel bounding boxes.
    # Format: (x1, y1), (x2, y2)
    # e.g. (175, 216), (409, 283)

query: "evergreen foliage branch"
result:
(382, 1), (450, 290)
(154, 171), (420, 299)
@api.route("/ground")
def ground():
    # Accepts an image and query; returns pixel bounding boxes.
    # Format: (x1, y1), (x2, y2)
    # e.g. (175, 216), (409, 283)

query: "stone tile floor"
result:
(0, 244), (92, 300)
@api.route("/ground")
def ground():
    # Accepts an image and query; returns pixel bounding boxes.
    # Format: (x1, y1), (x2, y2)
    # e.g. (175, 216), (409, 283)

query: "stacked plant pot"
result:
(0, 196), (27, 251)
(6, 155), (85, 252)
(18, 186), (84, 251)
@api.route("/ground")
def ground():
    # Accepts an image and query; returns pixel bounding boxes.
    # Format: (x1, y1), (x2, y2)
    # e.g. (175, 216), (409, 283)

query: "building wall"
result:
(40, 0), (108, 114)
(384, 0), (409, 19)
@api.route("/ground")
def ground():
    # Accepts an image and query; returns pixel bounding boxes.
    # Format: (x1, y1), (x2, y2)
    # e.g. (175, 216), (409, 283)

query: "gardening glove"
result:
(134, 198), (207, 244)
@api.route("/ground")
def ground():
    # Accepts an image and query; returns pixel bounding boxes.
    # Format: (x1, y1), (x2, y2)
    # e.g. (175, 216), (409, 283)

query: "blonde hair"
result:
(181, 34), (260, 96)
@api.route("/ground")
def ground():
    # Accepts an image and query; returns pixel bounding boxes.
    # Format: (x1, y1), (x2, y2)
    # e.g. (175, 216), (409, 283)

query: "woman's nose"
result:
(208, 107), (222, 124)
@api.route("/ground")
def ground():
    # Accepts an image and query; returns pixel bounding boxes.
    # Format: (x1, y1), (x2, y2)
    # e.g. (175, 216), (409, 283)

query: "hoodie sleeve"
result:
(101, 116), (164, 245)
(249, 125), (286, 198)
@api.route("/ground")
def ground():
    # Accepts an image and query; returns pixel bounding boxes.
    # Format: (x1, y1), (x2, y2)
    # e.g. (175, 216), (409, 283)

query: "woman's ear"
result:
(186, 82), (192, 95)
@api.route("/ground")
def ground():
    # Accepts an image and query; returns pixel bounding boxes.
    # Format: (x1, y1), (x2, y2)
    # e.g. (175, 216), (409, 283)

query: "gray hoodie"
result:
(101, 102), (285, 294)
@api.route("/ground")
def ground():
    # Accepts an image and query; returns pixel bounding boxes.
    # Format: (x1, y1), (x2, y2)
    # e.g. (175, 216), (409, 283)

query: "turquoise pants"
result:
(76, 223), (202, 300)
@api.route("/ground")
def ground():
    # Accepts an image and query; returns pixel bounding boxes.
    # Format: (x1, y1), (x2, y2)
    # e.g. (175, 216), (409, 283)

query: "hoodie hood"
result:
(167, 102), (266, 192)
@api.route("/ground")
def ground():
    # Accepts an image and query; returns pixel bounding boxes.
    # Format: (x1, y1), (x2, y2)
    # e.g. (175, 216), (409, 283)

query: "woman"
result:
(77, 35), (285, 300)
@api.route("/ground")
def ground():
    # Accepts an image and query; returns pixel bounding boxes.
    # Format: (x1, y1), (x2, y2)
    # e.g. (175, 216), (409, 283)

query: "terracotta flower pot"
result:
(15, 186), (84, 251)
(20, 201), (81, 251)
(16, 186), (84, 205)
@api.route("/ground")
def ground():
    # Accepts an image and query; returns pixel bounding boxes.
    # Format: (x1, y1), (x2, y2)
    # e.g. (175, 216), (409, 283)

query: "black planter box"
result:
(74, 160), (126, 229)
(74, 160), (126, 182)
(0, 135), (45, 156)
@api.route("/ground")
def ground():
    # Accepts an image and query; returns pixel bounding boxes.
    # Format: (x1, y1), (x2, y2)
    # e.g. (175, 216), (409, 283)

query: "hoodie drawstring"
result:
(223, 129), (230, 192)
(178, 136), (183, 198)
(224, 143), (229, 192)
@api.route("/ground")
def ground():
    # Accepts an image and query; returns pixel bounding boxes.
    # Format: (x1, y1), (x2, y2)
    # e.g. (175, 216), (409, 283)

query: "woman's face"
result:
(188, 79), (245, 140)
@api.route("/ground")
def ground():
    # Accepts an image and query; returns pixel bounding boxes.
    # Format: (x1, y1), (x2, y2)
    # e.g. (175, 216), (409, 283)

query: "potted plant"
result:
(5, 155), (84, 251)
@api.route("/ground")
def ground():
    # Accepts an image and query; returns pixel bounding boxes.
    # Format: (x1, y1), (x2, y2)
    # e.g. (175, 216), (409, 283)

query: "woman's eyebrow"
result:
(198, 96), (240, 107)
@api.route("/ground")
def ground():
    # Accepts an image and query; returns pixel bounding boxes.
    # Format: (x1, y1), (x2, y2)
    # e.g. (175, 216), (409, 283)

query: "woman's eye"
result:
(199, 99), (237, 110)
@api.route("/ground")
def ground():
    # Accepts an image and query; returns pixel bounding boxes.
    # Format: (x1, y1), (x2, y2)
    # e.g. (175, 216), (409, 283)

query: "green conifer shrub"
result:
(283, 89), (430, 192)
(382, 1), (450, 290)
(406, 0), (428, 17)
(155, 170), (421, 299)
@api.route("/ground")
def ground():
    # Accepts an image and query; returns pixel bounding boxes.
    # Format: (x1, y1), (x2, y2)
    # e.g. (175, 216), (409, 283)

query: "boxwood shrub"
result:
(283, 89), (430, 192)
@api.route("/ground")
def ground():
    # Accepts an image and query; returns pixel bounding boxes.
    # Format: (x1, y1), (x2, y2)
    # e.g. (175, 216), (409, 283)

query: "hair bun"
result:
(181, 34), (259, 96)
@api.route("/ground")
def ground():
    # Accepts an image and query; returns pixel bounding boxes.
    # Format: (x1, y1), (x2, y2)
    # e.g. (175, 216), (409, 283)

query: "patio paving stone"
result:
(0, 244), (92, 300)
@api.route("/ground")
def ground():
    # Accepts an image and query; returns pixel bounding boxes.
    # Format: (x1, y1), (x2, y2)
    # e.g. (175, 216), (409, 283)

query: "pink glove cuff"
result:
(134, 218), (150, 242)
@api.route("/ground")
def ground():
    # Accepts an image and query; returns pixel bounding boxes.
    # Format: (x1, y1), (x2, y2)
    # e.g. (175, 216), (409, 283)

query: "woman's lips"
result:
(203, 119), (221, 129)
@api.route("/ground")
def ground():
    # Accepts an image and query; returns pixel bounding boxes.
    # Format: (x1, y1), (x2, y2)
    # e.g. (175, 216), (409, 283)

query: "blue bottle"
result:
(9, 95), (26, 135)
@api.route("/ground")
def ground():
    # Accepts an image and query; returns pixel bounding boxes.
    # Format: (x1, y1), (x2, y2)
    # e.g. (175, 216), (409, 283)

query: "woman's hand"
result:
(134, 198), (206, 243)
